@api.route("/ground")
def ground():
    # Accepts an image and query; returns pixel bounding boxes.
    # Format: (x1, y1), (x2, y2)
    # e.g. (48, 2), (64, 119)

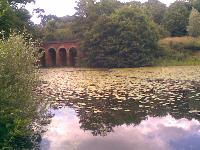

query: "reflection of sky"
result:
(41, 107), (200, 150)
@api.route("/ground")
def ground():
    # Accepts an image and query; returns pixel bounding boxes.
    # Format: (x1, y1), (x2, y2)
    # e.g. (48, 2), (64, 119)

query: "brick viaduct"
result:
(39, 41), (80, 67)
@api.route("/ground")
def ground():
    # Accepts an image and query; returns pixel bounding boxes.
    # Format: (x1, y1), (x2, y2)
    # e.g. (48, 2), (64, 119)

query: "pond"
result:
(38, 66), (200, 150)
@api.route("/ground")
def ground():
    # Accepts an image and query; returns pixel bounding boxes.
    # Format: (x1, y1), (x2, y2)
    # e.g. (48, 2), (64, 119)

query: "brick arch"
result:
(58, 48), (67, 66)
(48, 48), (56, 66)
(68, 47), (77, 67)
(40, 41), (81, 67)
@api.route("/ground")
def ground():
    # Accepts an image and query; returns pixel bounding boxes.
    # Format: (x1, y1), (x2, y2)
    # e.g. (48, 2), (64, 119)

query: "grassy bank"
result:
(155, 36), (200, 66)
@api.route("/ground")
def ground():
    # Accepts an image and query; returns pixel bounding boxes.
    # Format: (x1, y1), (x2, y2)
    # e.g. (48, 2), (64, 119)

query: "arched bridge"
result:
(39, 41), (80, 67)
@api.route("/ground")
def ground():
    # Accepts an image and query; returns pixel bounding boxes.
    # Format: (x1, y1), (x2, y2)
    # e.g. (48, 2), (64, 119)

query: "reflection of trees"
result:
(51, 79), (200, 136)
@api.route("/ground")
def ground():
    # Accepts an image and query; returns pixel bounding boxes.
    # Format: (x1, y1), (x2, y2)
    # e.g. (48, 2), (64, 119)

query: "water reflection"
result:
(41, 107), (200, 150)
(38, 67), (200, 150)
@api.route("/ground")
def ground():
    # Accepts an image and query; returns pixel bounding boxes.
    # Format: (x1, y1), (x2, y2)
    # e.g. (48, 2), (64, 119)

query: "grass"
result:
(159, 36), (200, 51)
(155, 56), (200, 66)
(155, 36), (200, 66)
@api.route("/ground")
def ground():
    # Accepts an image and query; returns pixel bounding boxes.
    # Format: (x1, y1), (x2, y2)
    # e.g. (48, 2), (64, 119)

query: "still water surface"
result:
(38, 66), (200, 150)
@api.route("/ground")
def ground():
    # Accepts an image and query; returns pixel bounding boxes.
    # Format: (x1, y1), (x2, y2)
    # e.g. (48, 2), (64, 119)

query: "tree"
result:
(125, 1), (142, 7)
(162, 1), (192, 36)
(0, 0), (34, 38)
(42, 15), (76, 42)
(8, 0), (34, 4)
(187, 8), (200, 37)
(0, 33), (41, 149)
(8, 0), (35, 7)
(81, 6), (159, 67)
(74, 0), (96, 17)
(13, 8), (33, 30)
(72, 0), (98, 39)
(96, 0), (122, 16)
(143, 0), (166, 24)
(193, 0), (200, 12)
(40, 15), (57, 26)
(0, 0), (14, 37)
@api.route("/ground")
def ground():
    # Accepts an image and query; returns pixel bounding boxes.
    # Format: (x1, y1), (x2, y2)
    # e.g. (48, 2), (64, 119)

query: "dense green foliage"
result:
(188, 8), (200, 37)
(0, 33), (40, 149)
(81, 6), (159, 67)
(43, 16), (76, 42)
(0, 0), (37, 39)
(0, 1), (46, 149)
(143, 0), (166, 24)
(162, 1), (192, 36)
(71, 0), (161, 67)
(193, 0), (200, 12)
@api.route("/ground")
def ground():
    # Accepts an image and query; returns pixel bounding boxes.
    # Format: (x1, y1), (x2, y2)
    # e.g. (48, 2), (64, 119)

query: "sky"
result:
(26, 0), (176, 24)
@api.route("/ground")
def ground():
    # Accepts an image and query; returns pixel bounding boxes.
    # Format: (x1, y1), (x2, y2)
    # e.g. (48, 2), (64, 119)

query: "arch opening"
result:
(39, 49), (45, 67)
(48, 48), (56, 66)
(59, 48), (67, 66)
(69, 47), (77, 67)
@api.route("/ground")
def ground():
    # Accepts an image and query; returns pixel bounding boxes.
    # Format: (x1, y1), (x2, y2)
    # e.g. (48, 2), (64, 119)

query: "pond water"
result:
(38, 66), (200, 150)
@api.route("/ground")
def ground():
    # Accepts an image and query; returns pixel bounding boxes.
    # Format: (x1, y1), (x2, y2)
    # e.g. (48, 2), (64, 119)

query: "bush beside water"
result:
(0, 33), (41, 149)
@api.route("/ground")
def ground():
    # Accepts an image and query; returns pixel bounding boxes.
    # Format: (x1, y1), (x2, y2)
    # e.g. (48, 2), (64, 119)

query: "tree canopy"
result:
(192, 0), (200, 12)
(143, 0), (166, 24)
(80, 6), (159, 67)
(187, 8), (200, 37)
(0, 0), (34, 38)
(162, 1), (192, 36)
